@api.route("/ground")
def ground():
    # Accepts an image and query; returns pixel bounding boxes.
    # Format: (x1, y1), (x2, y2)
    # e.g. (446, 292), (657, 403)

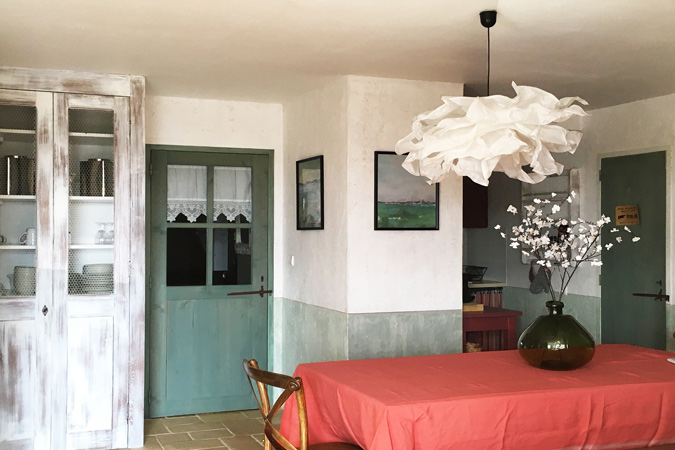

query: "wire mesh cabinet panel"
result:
(0, 67), (145, 450)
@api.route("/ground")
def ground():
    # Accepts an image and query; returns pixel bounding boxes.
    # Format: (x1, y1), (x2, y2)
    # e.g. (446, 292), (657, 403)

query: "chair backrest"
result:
(243, 359), (309, 450)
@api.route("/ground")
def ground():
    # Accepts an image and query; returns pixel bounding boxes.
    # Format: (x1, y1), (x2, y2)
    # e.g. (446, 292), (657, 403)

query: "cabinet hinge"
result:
(148, 275), (152, 289)
(598, 274), (602, 285)
(149, 163), (153, 176)
(127, 402), (131, 423)
(598, 169), (602, 182)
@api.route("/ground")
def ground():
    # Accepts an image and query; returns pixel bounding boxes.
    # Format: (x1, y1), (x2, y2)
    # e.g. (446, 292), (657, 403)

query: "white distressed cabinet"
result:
(0, 67), (145, 449)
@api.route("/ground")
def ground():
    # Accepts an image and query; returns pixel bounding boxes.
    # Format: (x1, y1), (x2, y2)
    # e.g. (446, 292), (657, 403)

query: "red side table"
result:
(463, 306), (523, 351)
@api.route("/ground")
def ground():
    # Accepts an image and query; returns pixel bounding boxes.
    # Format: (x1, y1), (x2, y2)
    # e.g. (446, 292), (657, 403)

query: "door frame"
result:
(596, 145), (674, 346)
(144, 144), (275, 413)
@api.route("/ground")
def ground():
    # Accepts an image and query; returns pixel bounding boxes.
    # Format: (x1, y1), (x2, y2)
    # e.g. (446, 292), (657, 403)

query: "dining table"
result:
(280, 344), (675, 450)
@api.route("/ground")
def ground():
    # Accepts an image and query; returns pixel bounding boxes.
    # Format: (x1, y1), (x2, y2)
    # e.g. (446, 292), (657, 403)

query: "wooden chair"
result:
(243, 359), (363, 450)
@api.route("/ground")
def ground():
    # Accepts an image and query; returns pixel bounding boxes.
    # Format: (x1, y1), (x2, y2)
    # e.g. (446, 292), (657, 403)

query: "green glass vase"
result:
(517, 300), (595, 370)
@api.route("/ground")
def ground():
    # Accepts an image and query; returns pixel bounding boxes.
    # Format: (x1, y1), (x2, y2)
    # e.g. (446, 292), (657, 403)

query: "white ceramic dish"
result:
(82, 263), (113, 275)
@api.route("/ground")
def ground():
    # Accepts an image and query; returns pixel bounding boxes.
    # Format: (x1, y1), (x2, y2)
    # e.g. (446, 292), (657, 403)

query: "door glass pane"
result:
(167, 228), (206, 286)
(0, 104), (37, 297)
(213, 229), (251, 285)
(214, 166), (251, 224)
(68, 109), (115, 295)
(167, 165), (207, 223)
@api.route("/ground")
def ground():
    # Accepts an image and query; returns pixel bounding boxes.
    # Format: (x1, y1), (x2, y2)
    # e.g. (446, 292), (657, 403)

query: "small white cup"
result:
(19, 227), (37, 246)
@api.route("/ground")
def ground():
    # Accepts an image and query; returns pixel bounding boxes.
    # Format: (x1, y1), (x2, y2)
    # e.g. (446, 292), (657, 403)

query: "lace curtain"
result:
(167, 165), (252, 223)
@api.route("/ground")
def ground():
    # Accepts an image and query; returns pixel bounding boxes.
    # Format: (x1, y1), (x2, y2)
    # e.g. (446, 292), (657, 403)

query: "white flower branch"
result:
(499, 192), (639, 302)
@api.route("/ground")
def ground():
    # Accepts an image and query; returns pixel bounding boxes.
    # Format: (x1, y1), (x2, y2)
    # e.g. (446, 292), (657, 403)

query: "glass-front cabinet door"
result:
(0, 88), (52, 449)
(52, 93), (130, 449)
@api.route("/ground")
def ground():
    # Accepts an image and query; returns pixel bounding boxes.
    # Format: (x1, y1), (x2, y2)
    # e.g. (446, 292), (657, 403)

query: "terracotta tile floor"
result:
(123, 410), (279, 450)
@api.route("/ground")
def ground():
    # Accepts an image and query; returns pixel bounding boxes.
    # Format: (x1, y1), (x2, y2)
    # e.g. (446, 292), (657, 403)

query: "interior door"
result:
(601, 151), (666, 349)
(148, 149), (270, 417)
(0, 89), (52, 450)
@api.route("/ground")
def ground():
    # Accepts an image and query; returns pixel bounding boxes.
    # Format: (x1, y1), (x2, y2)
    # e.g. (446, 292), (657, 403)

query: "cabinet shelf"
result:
(69, 131), (114, 146)
(0, 195), (113, 202)
(0, 128), (35, 135)
(70, 196), (114, 203)
(0, 245), (35, 250)
(69, 244), (114, 250)
(0, 128), (114, 144)
(0, 195), (36, 202)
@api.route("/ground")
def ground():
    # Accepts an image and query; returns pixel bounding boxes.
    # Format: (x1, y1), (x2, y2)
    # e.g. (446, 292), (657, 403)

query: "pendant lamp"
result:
(395, 10), (589, 186)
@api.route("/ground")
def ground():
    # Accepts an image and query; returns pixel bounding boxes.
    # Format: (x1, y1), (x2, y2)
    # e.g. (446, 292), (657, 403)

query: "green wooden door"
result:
(148, 149), (270, 417)
(601, 151), (666, 349)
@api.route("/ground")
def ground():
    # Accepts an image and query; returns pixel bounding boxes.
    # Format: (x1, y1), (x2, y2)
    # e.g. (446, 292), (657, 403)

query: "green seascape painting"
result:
(375, 152), (439, 230)
(377, 201), (437, 229)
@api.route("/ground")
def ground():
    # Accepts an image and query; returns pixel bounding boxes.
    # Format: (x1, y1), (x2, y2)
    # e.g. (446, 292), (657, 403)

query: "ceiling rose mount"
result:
(479, 10), (497, 29)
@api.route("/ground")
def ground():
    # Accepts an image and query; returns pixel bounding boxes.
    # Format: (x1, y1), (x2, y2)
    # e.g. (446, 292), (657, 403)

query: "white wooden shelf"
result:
(468, 279), (506, 289)
(0, 244), (35, 250)
(70, 196), (114, 203)
(0, 195), (36, 201)
(0, 128), (114, 142)
(69, 244), (114, 250)
(0, 128), (35, 135)
(69, 132), (113, 139)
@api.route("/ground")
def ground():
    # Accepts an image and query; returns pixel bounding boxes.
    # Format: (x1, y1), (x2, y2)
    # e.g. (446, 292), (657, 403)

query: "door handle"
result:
(227, 285), (273, 298)
(632, 290), (669, 301)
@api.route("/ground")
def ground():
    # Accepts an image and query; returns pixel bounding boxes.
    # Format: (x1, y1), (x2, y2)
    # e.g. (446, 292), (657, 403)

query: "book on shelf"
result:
(462, 301), (484, 312)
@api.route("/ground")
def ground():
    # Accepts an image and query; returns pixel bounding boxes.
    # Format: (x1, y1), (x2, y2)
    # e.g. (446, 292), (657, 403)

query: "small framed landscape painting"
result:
(374, 151), (439, 230)
(296, 155), (324, 230)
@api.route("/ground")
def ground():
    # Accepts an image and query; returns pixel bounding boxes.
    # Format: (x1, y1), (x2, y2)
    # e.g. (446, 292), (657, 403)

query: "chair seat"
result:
(309, 443), (363, 450)
(244, 358), (365, 450)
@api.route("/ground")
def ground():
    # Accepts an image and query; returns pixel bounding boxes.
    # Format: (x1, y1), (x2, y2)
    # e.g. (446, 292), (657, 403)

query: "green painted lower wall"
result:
(271, 297), (463, 374)
(667, 303), (675, 352)
(271, 297), (348, 376)
(502, 286), (601, 343)
(348, 310), (463, 360)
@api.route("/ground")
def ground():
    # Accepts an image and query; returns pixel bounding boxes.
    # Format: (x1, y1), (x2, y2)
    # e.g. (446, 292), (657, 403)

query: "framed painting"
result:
(374, 151), (439, 230)
(296, 155), (324, 230)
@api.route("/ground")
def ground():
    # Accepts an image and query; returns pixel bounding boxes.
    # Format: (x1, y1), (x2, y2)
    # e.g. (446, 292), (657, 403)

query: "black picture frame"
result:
(374, 151), (439, 230)
(296, 155), (324, 230)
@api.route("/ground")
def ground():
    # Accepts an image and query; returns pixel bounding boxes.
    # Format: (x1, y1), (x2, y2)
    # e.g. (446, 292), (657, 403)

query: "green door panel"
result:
(148, 148), (271, 417)
(601, 151), (666, 349)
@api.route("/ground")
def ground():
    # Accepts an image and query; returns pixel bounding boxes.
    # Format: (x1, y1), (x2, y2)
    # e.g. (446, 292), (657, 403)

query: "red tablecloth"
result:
(280, 344), (675, 450)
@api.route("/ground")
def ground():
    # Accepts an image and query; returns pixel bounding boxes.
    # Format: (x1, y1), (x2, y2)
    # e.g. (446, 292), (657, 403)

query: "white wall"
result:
(144, 95), (286, 290)
(282, 78), (350, 312)
(345, 76), (464, 313)
(282, 76), (464, 314)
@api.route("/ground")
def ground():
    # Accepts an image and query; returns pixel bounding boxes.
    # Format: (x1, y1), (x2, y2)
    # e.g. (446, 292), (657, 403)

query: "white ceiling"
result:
(3, 0), (675, 110)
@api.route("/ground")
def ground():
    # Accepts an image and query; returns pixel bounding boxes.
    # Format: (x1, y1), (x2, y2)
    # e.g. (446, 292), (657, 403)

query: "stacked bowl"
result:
(14, 266), (36, 296)
(82, 263), (113, 294)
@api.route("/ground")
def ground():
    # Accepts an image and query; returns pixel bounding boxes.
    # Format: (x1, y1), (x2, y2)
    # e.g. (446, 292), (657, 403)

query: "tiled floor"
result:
(123, 410), (278, 450)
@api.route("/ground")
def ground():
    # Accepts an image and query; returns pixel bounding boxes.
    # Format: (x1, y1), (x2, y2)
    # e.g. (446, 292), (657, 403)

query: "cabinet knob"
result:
(42, 305), (48, 316)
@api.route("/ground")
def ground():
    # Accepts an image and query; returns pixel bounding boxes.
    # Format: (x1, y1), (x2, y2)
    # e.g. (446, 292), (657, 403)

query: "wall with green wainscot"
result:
(271, 297), (463, 376)
(502, 286), (601, 343)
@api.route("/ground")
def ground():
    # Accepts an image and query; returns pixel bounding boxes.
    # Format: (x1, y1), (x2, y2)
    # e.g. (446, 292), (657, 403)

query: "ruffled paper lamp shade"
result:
(395, 82), (589, 186)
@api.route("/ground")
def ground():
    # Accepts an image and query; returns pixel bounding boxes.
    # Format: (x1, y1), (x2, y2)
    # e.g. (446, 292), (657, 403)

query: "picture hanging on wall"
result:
(374, 151), (439, 230)
(296, 155), (324, 230)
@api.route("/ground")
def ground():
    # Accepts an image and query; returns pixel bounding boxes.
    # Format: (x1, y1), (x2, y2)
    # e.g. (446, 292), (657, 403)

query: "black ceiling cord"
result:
(480, 10), (497, 96)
